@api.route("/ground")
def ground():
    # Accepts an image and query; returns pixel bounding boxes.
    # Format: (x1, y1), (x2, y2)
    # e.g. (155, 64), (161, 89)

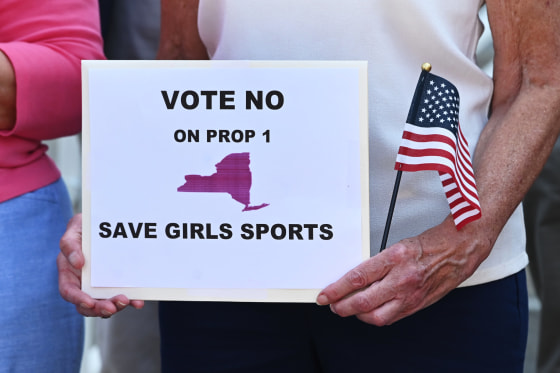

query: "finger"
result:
(57, 253), (96, 309)
(330, 265), (430, 322)
(76, 304), (105, 318)
(59, 277), (96, 311)
(129, 300), (145, 309)
(316, 252), (391, 305)
(106, 295), (144, 313)
(355, 298), (402, 326)
(75, 295), (142, 318)
(59, 213), (84, 269)
(77, 299), (118, 318)
(57, 253), (119, 318)
(109, 294), (134, 311)
(56, 251), (82, 279)
(329, 280), (394, 318)
(97, 295), (146, 316)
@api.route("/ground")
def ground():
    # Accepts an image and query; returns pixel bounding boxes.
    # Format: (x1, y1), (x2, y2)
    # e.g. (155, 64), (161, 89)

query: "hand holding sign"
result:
(57, 213), (145, 317)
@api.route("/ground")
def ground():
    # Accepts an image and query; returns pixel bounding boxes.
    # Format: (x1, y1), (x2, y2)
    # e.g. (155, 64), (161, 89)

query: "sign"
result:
(82, 60), (369, 302)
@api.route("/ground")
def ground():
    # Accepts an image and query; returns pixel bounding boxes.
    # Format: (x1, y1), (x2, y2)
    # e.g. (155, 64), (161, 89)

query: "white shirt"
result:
(198, 0), (528, 286)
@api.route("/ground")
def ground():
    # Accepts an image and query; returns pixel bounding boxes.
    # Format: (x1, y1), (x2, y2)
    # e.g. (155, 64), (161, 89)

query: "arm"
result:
(317, 0), (560, 325)
(0, 51), (15, 130)
(157, 0), (209, 60)
(0, 0), (104, 140)
(475, 0), (560, 226)
(58, 214), (145, 317)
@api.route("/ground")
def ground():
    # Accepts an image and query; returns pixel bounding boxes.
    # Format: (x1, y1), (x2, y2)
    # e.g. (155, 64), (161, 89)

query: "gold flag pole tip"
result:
(422, 63), (432, 72)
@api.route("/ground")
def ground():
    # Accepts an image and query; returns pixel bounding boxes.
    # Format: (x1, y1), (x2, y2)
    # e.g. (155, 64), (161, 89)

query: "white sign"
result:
(82, 60), (369, 302)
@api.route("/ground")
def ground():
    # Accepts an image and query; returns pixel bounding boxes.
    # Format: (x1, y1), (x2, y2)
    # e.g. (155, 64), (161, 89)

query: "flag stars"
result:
(415, 75), (462, 129)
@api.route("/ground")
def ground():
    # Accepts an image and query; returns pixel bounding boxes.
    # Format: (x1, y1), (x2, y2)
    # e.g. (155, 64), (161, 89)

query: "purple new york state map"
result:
(177, 152), (269, 211)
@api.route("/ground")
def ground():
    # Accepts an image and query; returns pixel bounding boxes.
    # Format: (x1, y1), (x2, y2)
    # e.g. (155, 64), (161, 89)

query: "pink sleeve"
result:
(0, 0), (105, 140)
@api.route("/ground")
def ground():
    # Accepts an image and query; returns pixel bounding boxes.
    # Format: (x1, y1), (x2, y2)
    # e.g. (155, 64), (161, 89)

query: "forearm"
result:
(402, 50), (560, 282)
(0, 0), (104, 140)
(467, 0), (560, 252)
(0, 51), (15, 131)
(157, 0), (209, 60)
(473, 85), (560, 241)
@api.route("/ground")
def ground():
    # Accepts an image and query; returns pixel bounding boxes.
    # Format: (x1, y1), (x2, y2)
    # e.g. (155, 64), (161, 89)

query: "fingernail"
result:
(101, 310), (113, 317)
(80, 302), (92, 309)
(316, 294), (329, 305)
(329, 304), (338, 315)
(117, 301), (127, 308)
(68, 252), (80, 267)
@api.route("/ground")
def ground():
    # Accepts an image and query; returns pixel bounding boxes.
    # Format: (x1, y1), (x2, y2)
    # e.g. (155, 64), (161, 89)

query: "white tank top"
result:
(198, 0), (528, 286)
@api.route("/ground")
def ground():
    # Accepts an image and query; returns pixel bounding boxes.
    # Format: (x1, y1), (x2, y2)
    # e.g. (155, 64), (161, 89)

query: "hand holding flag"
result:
(381, 64), (481, 251)
(319, 64), (489, 329)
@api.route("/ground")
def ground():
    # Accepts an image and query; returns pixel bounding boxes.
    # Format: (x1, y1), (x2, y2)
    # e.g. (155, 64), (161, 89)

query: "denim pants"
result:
(0, 179), (84, 373)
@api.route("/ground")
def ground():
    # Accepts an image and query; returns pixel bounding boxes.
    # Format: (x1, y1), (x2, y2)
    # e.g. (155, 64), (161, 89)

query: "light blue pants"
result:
(0, 179), (84, 373)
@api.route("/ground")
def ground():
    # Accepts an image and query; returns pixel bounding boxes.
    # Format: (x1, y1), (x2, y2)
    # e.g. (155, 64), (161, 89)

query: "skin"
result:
(318, 0), (560, 325)
(58, 0), (560, 321)
(0, 51), (16, 131)
(58, 213), (145, 317)
(157, 0), (208, 60)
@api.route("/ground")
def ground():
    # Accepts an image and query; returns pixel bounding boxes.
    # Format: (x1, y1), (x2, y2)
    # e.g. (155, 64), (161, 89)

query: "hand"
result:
(316, 217), (492, 326)
(57, 213), (144, 317)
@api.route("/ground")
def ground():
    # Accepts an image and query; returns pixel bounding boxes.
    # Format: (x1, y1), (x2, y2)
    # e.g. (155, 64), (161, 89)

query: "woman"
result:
(0, 0), (104, 371)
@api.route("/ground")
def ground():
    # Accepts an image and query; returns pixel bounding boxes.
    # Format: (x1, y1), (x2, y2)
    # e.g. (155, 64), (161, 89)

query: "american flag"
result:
(395, 69), (481, 229)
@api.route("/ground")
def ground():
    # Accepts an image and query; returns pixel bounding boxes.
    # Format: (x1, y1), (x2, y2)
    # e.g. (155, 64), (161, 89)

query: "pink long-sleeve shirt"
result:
(0, 0), (105, 202)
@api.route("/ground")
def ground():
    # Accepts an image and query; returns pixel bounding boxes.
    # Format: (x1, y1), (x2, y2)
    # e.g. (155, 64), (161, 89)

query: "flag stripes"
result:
(394, 70), (481, 229)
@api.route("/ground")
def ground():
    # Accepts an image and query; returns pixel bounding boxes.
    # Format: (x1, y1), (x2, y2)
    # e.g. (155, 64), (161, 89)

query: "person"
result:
(94, 1), (162, 372)
(58, 0), (560, 372)
(0, 1), (104, 372)
(98, 0), (161, 60)
(524, 137), (560, 373)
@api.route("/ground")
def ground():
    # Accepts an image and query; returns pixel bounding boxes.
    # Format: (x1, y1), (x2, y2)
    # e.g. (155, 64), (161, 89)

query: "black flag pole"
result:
(379, 169), (402, 251)
(379, 62), (432, 251)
